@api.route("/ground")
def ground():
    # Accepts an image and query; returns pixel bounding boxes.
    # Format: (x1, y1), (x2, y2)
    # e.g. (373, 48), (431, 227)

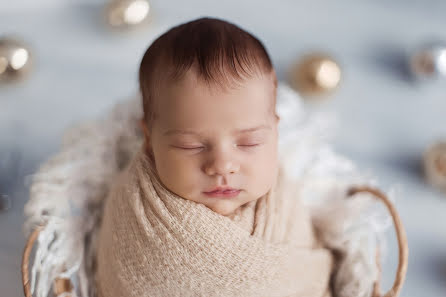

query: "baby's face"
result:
(145, 70), (279, 216)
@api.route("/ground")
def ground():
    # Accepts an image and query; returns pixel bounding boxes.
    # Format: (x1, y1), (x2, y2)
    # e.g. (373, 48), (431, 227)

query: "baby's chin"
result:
(204, 196), (259, 217)
(201, 198), (241, 216)
(210, 204), (238, 216)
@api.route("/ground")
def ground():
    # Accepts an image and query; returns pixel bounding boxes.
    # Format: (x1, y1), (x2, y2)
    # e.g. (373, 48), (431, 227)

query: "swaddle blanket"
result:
(95, 147), (334, 297)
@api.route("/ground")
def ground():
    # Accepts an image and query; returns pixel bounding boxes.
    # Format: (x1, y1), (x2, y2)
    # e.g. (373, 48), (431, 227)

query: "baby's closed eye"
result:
(172, 145), (205, 150)
(237, 142), (262, 147)
(170, 141), (263, 151)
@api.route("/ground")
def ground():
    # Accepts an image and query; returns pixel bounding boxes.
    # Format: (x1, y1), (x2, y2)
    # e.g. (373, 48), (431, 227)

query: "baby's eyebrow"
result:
(163, 125), (271, 136)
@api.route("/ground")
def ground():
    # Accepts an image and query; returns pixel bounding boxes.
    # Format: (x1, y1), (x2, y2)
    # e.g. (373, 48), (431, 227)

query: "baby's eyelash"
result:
(237, 144), (261, 149)
(176, 146), (204, 150)
(171, 144), (261, 151)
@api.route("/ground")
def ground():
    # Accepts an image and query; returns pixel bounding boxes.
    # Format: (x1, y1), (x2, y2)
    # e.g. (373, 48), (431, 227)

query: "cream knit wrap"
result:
(95, 147), (334, 297)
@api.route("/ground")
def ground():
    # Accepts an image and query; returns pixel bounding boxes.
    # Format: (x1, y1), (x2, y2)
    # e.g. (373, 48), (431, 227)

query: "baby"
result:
(96, 17), (333, 297)
(138, 17), (280, 217)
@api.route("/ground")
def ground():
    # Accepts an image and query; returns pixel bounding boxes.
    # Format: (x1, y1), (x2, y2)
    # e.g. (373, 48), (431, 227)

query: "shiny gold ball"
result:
(410, 43), (446, 80)
(289, 53), (342, 97)
(424, 141), (446, 194)
(106, 0), (151, 28)
(0, 37), (32, 83)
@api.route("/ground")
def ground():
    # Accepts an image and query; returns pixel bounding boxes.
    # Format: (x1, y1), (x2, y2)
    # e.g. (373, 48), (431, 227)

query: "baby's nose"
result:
(204, 156), (240, 176)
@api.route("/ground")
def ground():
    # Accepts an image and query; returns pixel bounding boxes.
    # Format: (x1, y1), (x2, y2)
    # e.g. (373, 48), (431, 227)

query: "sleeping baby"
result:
(95, 17), (334, 297)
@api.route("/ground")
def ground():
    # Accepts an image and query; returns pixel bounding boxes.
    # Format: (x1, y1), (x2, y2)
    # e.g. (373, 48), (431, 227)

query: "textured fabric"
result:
(95, 147), (334, 297)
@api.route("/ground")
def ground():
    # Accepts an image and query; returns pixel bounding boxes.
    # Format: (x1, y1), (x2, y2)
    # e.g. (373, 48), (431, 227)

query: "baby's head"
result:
(139, 17), (280, 216)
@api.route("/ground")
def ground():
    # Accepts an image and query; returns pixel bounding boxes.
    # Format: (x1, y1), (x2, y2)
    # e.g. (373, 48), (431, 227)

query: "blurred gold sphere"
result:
(0, 37), (32, 83)
(424, 141), (446, 194)
(289, 53), (341, 97)
(410, 43), (446, 80)
(106, 0), (151, 28)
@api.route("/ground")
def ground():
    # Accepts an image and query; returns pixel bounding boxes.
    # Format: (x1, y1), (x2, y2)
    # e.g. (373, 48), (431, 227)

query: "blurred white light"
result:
(10, 48), (29, 70)
(437, 50), (446, 76)
(124, 0), (150, 25)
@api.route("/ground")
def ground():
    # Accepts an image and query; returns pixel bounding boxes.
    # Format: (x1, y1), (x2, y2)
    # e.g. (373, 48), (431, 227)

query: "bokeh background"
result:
(1, 0), (446, 296)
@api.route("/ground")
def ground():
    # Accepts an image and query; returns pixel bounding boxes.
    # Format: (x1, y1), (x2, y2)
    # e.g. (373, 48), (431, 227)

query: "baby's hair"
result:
(139, 17), (277, 129)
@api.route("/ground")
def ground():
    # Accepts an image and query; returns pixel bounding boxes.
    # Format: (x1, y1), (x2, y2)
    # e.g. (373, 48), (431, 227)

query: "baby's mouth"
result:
(204, 186), (239, 193)
(203, 188), (241, 198)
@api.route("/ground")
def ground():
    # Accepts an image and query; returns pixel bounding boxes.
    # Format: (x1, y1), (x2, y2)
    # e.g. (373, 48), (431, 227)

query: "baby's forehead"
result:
(162, 122), (273, 138)
(156, 102), (275, 139)
(161, 76), (274, 108)
(151, 73), (276, 130)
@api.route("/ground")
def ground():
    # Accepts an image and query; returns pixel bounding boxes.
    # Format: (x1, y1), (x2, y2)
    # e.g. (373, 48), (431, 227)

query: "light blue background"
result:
(1, 1), (446, 296)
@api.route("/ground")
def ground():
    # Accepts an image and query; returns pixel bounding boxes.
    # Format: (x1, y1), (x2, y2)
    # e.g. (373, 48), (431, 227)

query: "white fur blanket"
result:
(23, 83), (391, 297)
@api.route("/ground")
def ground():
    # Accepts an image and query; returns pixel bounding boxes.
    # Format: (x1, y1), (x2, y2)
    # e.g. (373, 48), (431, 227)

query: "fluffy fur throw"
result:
(24, 84), (386, 297)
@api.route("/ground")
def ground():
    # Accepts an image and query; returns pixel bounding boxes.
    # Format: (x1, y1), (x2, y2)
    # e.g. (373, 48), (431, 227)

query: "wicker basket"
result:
(20, 86), (408, 297)
(22, 186), (408, 297)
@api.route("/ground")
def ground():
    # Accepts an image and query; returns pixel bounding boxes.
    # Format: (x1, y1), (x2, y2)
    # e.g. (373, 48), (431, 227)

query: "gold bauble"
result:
(0, 37), (32, 83)
(410, 43), (446, 80)
(289, 53), (341, 97)
(424, 141), (446, 194)
(106, 0), (151, 28)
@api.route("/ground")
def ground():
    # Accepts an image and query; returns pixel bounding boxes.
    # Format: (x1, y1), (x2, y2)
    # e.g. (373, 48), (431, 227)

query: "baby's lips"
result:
(204, 187), (239, 193)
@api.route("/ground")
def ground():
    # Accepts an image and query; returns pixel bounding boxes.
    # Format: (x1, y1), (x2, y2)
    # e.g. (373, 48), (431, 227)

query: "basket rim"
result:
(21, 185), (408, 297)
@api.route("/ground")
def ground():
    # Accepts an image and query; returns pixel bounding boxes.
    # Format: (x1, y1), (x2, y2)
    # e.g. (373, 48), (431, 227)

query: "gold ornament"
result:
(0, 37), (32, 83)
(410, 43), (446, 80)
(289, 53), (341, 97)
(424, 141), (446, 194)
(106, 0), (151, 28)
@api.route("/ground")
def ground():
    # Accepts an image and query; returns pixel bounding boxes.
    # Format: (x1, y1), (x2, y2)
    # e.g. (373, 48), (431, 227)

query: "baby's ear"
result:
(140, 119), (148, 134)
(140, 119), (156, 160)
(139, 119), (151, 145)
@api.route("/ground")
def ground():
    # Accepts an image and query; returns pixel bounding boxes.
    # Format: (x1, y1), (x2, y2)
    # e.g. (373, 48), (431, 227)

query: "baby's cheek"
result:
(250, 150), (278, 191)
(160, 155), (200, 196)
